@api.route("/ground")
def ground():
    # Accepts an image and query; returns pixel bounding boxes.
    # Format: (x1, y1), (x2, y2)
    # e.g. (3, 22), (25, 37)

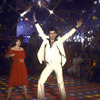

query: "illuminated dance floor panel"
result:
(0, 74), (100, 100)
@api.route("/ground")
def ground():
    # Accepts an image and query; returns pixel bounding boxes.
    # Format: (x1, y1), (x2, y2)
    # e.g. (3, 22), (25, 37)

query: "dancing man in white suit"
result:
(33, 12), (83, 100)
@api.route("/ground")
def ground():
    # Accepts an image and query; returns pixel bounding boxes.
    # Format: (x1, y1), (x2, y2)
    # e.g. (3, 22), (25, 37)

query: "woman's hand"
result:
(19, 58), (24, 62)
(10, 53), (15, 57)
(5, 53), (15, 58)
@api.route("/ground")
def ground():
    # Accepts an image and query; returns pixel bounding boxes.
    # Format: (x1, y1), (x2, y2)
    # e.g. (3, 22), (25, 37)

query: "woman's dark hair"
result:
(8, 37), (23, 49)
(48, 27), (57, 34)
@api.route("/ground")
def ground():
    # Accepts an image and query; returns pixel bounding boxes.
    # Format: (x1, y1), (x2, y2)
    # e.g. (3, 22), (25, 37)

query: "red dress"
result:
(6, 49), (28, 87)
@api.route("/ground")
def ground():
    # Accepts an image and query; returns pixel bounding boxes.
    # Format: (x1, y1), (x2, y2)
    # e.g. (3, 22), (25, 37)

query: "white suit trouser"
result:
(37, 63), (66, 100)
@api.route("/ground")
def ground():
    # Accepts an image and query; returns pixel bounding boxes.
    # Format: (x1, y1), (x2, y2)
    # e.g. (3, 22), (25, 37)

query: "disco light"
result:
(38, 0), (42, 8)
(19, 17), (24, 21)
(33, 0), (51, 8)
(37, 0), (65, 23)
(94, 1), (98, 4)
(25, 18), (29, 21)
(48, 10), (54, 15)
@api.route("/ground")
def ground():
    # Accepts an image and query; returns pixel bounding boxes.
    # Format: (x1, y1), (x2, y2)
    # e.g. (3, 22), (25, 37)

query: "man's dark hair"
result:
(48, 27), (57, 33)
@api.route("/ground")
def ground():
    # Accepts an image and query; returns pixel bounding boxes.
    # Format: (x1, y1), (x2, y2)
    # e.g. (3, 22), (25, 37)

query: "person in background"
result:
(81, 53), (92, 80)
(67, 52), (83, 78)
(5, 37), (28, 100)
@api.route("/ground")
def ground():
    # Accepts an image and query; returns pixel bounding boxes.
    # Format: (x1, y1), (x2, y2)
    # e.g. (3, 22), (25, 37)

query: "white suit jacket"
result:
(35, 23), (76, 66)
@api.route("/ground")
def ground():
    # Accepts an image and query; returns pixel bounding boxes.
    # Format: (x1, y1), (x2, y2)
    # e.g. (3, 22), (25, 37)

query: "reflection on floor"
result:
(0, 74), (100, 100)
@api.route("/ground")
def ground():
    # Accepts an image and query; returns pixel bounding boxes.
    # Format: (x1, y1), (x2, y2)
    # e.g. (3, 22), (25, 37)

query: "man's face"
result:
(49, 31), (57, 41)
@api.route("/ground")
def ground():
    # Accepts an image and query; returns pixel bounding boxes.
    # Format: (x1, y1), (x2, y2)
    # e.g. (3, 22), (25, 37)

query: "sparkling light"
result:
(73, 36), (76, 40)
(18, 17), (24, 22)
(86, 92), (91, 94)
(78, 93), (83, 95)
(70, 94), (75, 96)
(38, 0), (42, 7)
(82, 10), (86, 14)
(94, 94), (100, 97)
(81, 37), (85, 45)
(21, 26), (23, 28)
(85, 36), (87, 39)
(49, 10), (54, 14)
(31, 25), (33, 27)
(94, 1), (98, 4)
(93, 16), (97, 20)
(85, 95), (93, 98)
(25, 18), (28, 21)
(93, 90), (98, 93)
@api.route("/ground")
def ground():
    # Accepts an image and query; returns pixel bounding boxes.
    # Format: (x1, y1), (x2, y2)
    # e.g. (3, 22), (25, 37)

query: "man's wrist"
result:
(75, 25), (78, 30)
(34, 21), (38, 24)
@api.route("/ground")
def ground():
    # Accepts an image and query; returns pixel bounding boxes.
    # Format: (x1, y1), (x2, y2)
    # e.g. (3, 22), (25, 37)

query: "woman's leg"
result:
(7, 87), (13, 100)
(22, 85), (27, 99)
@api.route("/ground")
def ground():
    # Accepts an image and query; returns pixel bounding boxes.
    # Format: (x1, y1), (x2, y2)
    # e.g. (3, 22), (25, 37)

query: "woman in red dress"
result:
(5, 38), (28, 100)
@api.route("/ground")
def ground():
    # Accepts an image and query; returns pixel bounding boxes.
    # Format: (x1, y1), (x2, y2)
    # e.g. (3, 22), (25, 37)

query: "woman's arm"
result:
(5, 48), (15, 58)
(5, 53), (15, 58)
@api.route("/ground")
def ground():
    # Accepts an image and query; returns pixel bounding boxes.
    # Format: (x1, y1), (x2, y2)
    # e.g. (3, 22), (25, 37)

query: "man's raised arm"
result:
(60, 19), (83, 43)
(33, 12), (48, 40)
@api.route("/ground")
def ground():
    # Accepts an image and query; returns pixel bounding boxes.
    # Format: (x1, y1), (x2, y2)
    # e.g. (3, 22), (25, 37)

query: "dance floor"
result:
(0, 74), (100, 100)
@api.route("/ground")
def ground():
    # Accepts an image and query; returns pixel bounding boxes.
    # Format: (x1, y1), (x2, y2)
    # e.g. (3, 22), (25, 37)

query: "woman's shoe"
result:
(24, 96), (28, 100)
(25, 98), (28, 100)
(7, 98), (11, 100)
